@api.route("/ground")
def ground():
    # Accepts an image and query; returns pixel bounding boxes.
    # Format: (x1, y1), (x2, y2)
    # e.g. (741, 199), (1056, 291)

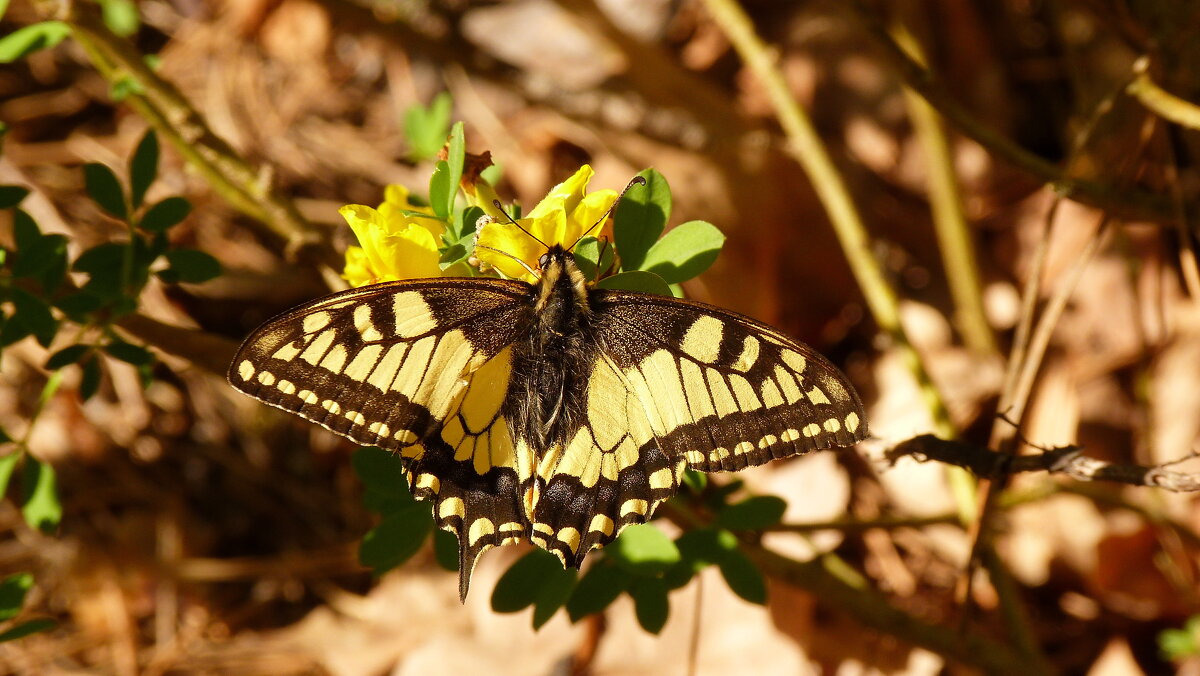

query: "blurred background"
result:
(2, 0), (1200, 673)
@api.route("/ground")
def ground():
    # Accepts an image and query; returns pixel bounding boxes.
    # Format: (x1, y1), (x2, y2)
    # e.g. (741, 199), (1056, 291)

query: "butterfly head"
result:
(533, 244), (589, 313)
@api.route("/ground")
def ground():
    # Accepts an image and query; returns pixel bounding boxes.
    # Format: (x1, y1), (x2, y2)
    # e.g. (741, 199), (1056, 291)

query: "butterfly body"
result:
(230, 245), (867, 600)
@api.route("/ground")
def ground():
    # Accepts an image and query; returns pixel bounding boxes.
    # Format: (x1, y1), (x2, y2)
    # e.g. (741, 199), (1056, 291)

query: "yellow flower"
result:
(340, 187), (446, 286)
(474, 165), (618, 281)
(378, 184), (436, 219)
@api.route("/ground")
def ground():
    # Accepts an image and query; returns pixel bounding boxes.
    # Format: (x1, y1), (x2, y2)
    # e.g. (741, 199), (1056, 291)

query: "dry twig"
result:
(889, 434), (1200, 492)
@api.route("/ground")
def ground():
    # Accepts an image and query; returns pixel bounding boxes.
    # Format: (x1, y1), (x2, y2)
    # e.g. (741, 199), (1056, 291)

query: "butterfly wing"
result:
(228, 278), (533, 600)
(527, 290), (868, 566)
(593, 290), (868, 467)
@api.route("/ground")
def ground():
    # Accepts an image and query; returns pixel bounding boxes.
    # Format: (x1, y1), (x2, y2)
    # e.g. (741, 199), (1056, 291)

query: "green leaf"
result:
(54, 292), (103, 322)
(103, 340), (153, 366)
(403, 92), (452, 161)
(704, 478), (745, 510)
(445, 121), (465, 219)
(99, 0), (139, 37)
(449, 205), (485, 244)
(0, 452), (18, 499)
(717, 549), (767, 604)
(110, 75), (144, 102)
(0, 1), (10, 21)
(0, 22), (70, 63)
(662, 528), (731, 590)
(715, 495), (787, 531)
(1161, 616), (1200, 659)
(532, 567), (577, 629)
(681, 469), (706, 494)
(572, 236), (615, 281)
(45, 345), (90, 370)
(358, 503), (432, 574)
(428, 160), (451, 220)
(83, 163), (127, 220)
(12, 208), (40, 251)
(79, 357), (101, 401)
(21, 458), (61, 533)
(161, 249), (220, 284)
(567, 562), (629, 621)
(12, 233), (68, 293)
(433, 529), (459, 572)
(640, 220), (725, 284)
(595, 270), (672, 296)
(673, 527), (738, 565)
(352, 446), (414, 514)
(0, 316), (31, 348)
(438, 229), (477, 270)
(138, 197), (191, 233)
(629, 577), (669, 634)
(613, 168), (671, 271)
(11, 288), (58, 348)
(480, 162), (502, 187)
(74, 242), (128, 299)
(0, 618), (54, 643)
(0, 185), (29, 209)
(491, 549), (561, 613)
(609, 524), (680, 576)
(129, 130), (158, 210)
(0, 573), (33, 622)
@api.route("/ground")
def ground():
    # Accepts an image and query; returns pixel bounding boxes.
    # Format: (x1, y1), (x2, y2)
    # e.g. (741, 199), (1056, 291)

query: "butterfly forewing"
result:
(229, 278), (535, 599)
(592, 291), (868, 471)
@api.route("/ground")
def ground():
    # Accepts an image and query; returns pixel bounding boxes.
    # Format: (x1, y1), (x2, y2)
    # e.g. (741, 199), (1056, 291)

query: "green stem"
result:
(699, 0), (972, 520)
(843, 1), (1176, 223)
(747, 545), (1042, 674)
(892, 21), (997, 356)
(1127, 57), (1200, 131)
(46, 2), (335, 269)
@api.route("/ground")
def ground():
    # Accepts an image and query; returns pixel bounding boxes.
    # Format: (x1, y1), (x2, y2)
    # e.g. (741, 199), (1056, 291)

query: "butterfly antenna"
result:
(491, 199), (549, 250)
(568, 175), (647, 251)
(474, 244), (540, 278)
(593, 237), (612, 282)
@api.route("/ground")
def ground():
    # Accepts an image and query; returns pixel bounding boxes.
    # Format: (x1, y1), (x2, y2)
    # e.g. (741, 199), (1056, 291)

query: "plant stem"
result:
(698, 0), (972, 519)
(843, 1), (1177, 224)
(892, 21), (997, 356)
(44, 1), (336, 270)
(1127, 56), (1200, 131)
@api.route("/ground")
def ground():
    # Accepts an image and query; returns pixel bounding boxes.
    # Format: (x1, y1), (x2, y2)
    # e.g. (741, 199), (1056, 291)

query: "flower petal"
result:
(528, 165), (593, 220)
(341, 204), (391, 277)
(566, 189), (618, 243)
(475, 221), (543, 281)
(342, 245), (375, 286)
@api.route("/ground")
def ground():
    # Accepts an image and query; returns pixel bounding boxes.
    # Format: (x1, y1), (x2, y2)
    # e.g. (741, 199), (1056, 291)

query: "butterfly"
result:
(229, 201), (868, 602)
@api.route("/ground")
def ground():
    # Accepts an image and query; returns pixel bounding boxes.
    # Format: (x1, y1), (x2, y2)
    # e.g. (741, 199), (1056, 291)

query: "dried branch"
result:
(661, 503), (1035, 675)
(841, 1), (1179, 223)
(697, 0), (973, 521)
(33, 0), (337, 270)
(889, 434), (1200, 492)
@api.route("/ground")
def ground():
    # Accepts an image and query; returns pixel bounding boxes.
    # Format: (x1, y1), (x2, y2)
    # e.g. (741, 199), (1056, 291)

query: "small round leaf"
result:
(139, 197), (190, 232)
(715, 495), (788, 531)
(491, 549), (562, 613)
(83, 163), (127, 220)
(608, 524), (680, 576)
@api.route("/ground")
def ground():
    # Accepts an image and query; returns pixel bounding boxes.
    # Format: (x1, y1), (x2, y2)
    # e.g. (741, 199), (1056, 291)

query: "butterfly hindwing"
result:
(592, 290), (868, 471)
(529, 353), (683, 567)
(230, 278), (533, 598)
